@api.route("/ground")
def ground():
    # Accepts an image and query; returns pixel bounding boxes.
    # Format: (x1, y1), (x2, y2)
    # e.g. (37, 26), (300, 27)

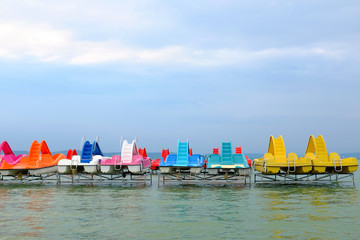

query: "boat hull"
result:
(0, 169), (27, 176)
(207, 168), (219, 175)
(58, 165), (72, 174)
(128, 164), (149, 174)
(293, 166), (313, 174)
(190, 167), (202, 174)
(29, 165), (58, 175)
(100, 165), (122, 174)
(341, 165), (358, 173)
(253, 161), (280, 174)
(83, 165), (99, 174)
(159, 167), (175, 173)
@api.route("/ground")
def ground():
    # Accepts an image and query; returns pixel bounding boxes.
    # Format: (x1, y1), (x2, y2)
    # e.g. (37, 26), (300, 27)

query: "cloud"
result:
(0, 21), (347, 66)
(0, 22), (72, 60)
(0, 0), (175, 38)
(255, 47), (344, 59)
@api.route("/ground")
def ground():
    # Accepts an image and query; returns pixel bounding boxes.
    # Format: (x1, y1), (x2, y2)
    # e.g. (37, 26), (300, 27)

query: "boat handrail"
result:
(114, 156), (122, 170)
(287, 154), (296, 173)
(333, 155), (343, 173)
(70, 157), (77, 170)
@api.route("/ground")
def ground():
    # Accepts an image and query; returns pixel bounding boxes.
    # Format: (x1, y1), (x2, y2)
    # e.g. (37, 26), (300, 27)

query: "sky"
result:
(0, 0), (359, 154)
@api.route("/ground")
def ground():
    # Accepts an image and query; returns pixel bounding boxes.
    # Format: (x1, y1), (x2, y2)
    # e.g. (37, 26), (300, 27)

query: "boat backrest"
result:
(40, 140), (52, 156)
(161, 148), (169, 161)
(138, 148), (148, 158)
(235, 147), (242, 154)
(39, 140), (59, 164)
(66, 149), (78, 159)
(213, 148), (219, 154)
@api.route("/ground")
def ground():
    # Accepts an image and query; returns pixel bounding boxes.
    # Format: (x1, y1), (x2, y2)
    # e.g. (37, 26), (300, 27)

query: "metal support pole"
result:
(352, 173), (355, 188)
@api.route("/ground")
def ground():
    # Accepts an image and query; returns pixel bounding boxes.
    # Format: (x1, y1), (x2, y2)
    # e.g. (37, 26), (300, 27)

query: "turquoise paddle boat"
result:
(206, 141), (250, 174)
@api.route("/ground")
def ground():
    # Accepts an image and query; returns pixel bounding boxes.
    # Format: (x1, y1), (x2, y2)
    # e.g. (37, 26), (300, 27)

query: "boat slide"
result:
(100, 137), (151, 174)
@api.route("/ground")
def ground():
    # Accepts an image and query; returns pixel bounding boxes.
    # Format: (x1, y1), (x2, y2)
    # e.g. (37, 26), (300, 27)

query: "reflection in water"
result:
(0, 180), (359, 239)
(0, 186), (55, 238)
(0, 188), (9, 210)
(20, 188), (55, 237)
(258, 185), (359, 239)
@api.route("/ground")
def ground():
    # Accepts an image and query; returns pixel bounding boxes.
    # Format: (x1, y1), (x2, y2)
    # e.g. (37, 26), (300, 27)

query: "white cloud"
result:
(0, 22), (72, 60)
(0, 21), (347, 66)
(0, 0), (175, 36)
(255, 47), (344, 59)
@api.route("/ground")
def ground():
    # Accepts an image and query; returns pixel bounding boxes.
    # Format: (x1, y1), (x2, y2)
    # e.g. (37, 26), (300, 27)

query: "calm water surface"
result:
(0, 174), (360, 239)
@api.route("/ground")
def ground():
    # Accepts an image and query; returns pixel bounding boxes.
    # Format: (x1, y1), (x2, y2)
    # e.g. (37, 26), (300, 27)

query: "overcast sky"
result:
(0, 0), (359, 154)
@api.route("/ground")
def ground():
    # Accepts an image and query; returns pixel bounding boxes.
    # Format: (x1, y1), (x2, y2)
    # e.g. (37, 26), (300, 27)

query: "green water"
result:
(1, 175), (360, 239)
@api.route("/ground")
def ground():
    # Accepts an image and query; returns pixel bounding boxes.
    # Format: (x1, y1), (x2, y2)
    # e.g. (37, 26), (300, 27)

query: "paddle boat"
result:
(58, 137), (109, 174)
(206, 142), (251, 174)
(100, 137), (151, 174)
(1, 140), (65, 176)
(0, 141), (27, 175)
(159, 140), (205, 173)
(302, 135), (358, 174)
(253, 135), (312, 174)
(150, 148), (169, 170)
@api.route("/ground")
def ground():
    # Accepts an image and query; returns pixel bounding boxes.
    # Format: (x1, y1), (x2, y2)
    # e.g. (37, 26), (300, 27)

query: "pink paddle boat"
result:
(0, 141), (27, 168)
(100, 137), (151, 174)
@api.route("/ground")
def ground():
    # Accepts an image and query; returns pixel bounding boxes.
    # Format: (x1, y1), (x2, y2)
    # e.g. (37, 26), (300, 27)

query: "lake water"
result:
(0, 172), (360, 239)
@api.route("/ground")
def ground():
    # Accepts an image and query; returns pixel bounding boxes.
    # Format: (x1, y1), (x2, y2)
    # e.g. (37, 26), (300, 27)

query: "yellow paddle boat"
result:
(302, 135), (358, 174)
(253, 135), (312, 174)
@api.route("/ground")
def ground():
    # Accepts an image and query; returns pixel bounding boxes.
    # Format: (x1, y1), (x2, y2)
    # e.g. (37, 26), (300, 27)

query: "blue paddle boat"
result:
(159, 140), (205, 173)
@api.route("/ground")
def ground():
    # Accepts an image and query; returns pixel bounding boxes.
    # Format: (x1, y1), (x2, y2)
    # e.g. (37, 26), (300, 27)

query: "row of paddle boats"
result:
(253, 135), (358, 174)
(57, 137), (152, 174)
(156, 140), (251, 174)
(0, 137), (151, 176)
(0, 137), (251, 176)
(0, 135), (358, 178)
